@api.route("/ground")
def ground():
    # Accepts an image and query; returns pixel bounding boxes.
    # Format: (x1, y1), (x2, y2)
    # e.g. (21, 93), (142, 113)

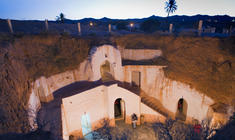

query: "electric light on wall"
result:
(130, 23), (134, 27)
(89, 22), (93, 26)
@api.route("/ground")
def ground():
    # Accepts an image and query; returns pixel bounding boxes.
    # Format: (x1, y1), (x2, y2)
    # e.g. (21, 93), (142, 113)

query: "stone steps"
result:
(117, 83), (173, 119)
(140, 90), (174, 119)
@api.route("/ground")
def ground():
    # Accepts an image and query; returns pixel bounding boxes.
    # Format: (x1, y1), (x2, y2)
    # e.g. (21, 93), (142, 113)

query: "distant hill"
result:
(1, 14), (234, 24)
(0, 15), (235, 35)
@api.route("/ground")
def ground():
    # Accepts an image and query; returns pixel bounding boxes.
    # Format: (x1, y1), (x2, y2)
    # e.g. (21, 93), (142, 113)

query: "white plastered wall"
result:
(62, 85), (107, 135)
(123, 65), (214, 122)
(140, 103), (166, 123)
(121, 49), (162, 60)
(161, 80), (214, 122)
(141, 103), (162, 116)
(90, 45), (123, 81)
(106, 84), (141, 121)
(123, 65), (165, 97)
(62, 84), (143, 138)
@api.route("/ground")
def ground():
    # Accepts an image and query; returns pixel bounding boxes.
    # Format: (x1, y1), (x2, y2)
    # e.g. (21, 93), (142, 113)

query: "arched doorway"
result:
(175, 98), (188, 121)
(100, 60), (114, 82)
(114, 98), (125, 121)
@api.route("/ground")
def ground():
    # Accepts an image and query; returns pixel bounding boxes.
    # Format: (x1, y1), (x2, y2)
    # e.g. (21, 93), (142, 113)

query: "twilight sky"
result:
(0, 0), (235, 20)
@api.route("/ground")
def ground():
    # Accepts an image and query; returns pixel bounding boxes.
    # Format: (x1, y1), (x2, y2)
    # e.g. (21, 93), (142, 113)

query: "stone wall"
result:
(120, 49), (162, 61)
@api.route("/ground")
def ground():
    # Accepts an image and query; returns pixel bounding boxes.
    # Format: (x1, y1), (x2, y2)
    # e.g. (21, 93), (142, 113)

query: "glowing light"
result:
(89, 22), (93, 26)
(130, 23), (134, 27)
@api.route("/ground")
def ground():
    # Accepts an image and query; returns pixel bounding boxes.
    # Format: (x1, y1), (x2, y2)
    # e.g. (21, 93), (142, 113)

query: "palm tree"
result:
(56, 13), (65, 23)
(165, 0), (177, 17)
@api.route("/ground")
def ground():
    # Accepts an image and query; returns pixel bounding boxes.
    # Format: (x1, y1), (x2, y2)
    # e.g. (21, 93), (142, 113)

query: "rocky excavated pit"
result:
(0, 33), (235, 138)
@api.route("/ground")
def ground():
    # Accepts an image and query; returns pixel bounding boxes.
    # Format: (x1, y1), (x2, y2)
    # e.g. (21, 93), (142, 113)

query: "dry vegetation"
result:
(113, 34), (235, 104)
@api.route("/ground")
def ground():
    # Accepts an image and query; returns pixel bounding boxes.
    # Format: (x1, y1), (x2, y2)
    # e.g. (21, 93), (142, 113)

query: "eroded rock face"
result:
(0, 44), (31, 133)
(0, 35), (90, 134)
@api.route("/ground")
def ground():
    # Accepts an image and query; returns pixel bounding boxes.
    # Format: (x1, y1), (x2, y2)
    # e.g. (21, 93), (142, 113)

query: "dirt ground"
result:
(73, 119), (206, 140)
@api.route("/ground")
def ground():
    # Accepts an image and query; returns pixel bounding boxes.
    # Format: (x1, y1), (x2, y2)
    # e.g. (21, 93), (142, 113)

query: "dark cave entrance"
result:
(114, 98), (125, 121)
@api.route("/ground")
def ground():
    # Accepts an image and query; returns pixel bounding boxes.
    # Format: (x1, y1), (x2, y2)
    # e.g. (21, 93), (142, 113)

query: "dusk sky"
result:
(0, 0), (235, 20)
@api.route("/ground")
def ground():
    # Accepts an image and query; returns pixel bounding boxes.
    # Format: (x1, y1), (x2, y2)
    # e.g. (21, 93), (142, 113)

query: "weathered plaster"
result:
(123, 65), (214, 122)
(120, 49), (162, 61)
(90, 45), (123, 81)
(28, 87), (41, 130)
(140, 103), (166, 123)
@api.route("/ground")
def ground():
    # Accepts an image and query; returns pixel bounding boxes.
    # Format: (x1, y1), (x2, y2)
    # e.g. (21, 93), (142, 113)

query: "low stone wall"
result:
(121, 49), (162, 61)
(31, 59), (92, 103)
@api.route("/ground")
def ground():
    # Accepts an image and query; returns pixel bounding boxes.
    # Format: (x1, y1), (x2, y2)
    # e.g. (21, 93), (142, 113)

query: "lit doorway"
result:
(114, 98), (125, 121)
(175, 98), (188, 121)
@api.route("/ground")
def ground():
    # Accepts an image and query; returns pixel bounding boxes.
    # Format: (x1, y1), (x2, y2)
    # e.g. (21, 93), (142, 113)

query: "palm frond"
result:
(164, 0), (177, 16)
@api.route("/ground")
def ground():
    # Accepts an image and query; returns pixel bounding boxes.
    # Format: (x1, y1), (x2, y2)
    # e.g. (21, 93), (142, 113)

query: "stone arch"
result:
(175, 98), (188, 121)
(90, 45), (123, 81)
(100, 60), (114, 82)
(114, 98), (126, 121)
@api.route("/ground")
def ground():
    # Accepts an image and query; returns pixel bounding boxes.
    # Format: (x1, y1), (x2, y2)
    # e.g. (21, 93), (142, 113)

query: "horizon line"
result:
(1, 14), (235, 21)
